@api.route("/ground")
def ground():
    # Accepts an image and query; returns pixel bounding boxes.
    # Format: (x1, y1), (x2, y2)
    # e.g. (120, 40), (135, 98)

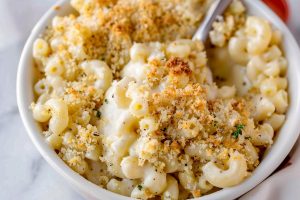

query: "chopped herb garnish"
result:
(232, 124), (245, 139)
(104, 99), (108, 104)
(161, 127), (167, 132)
(137, 185), (143, 190)
(96, 110), (101, 118)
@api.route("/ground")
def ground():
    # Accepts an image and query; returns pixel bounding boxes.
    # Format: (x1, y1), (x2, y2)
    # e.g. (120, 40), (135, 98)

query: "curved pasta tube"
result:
(50, 36), (64, 51)
(36, 92), (50, 105)
(107, 178), (138, 197)
(266, 114), (285, 131)
(167, 39), (192, 58)
(71, 159), (88, 175)
(246, 16), (272, 54)
(32, 104), (51, 122)
(260, 78), (277, 96)
(264, 60), (281, 77)
(139, 117), (159, 136)
(198, 175), (213, 194)
(84, 160), (110, 186)
(162, 175), (179, 200)
(45, 99), (69, 134)
(228, 36), (249, 65)
(121, 61), (148, 83)
(34, 79), (49, 95)
(263, 45), (282, 62)
(120, 156), (144, 179)
(147, 42), (166, 61)
(33, 38), (50, 59)
(45, 56), (64, 76)
(99, 83), (139, 137)
(129, 98), (149, 118)
(121, 158), (167, 195)
(104, 151), (125, 178)
(116, 112), (139, 135)
(247, 56), (264, 82)
(130, 43), (150, 62)
(114, 77), (134, 108)
(178, 170), (197, 191)
(277, 57), (288, 75)
(253, 96), (275, 121)
(103, 133), (137, 178)
(46, 133), (62, 149)
(80, 60), (112, 91)
(47, 76), (66, 97)
(260, 77), (287, 97)
(202, 151), (248, 188)
(128, 140), (138, 157)
(270, 90), (288, 114)
(251, 123), (274, 146)
(243, 140), (259, 168)
(178, 170), (213, 194)
(110, 133), (137, 157)
(143, 165), (167, 194)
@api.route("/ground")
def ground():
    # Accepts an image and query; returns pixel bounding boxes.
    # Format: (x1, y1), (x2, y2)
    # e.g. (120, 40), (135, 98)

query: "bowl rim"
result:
(16, 0), (300, 199)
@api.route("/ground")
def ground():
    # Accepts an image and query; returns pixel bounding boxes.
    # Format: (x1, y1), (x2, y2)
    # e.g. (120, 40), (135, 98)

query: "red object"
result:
(262, 0), (289, 22)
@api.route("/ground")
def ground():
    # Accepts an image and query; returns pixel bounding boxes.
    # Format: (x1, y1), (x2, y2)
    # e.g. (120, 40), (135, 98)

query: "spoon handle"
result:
(193, 0), (232, 41)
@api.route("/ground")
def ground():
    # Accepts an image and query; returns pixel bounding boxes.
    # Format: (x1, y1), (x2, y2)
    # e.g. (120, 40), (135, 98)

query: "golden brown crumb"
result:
(166, 57), (192, 75)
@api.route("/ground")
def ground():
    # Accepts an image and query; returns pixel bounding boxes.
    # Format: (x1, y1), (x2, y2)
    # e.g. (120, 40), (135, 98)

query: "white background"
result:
(0, 0), (299, 199)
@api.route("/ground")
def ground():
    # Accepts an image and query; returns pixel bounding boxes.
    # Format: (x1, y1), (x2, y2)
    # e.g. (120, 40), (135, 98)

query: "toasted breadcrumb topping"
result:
(166, 57), (192, 75)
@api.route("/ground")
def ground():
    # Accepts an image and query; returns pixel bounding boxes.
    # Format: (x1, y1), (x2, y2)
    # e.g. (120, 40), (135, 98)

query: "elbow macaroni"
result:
(228, 36), (249, 65)
(202, 151), (248, 188)
(163, 176), (179, 200)
(80, 60), (113, 91)
(245, 16), (272, 54)
(45, 99), (69, 135)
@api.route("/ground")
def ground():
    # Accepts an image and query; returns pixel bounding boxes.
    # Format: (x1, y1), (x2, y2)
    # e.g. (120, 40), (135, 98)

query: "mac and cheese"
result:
(31, 0), (288, 199)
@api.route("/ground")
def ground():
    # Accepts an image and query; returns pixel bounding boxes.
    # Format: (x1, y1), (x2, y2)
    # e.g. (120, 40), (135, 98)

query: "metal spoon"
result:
(193, 0), (233, 41)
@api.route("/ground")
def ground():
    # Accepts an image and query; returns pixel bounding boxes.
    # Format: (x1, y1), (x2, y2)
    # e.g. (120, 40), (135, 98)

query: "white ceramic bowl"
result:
(17, 0), (300, 199)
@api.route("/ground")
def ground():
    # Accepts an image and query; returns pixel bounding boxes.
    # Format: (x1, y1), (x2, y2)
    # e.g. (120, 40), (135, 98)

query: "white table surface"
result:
(0, 0), (299, 200)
